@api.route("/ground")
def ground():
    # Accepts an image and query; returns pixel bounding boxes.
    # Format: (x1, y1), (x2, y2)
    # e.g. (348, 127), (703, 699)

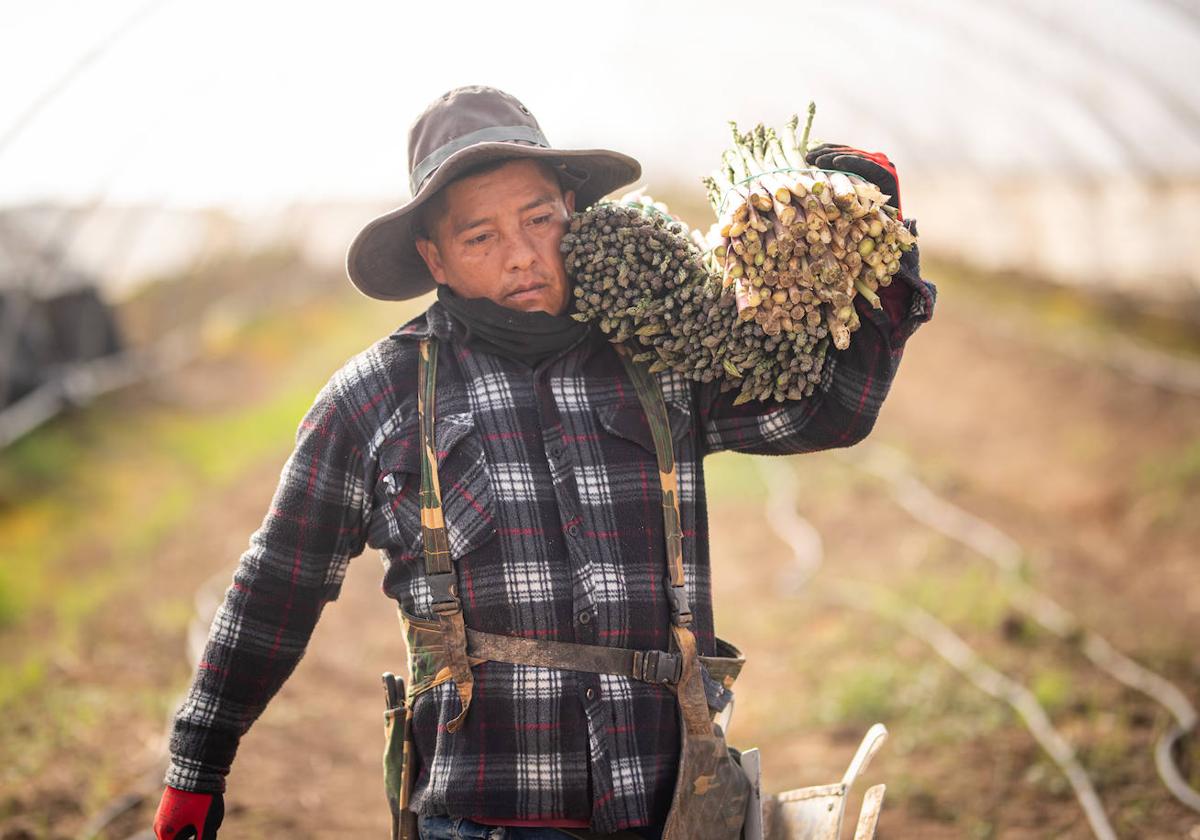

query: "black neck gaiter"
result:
(436, 285), (591, 367)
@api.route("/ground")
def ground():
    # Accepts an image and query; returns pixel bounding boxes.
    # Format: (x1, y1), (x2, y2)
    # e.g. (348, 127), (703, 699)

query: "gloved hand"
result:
(153, 787), (224, 840)
(805, 143), (902, 219)
(807, 143), (915, 327)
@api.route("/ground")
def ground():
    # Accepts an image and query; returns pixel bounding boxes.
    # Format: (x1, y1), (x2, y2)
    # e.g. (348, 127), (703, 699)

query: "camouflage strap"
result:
(417, 338), (475, 732)
(465, 627), (744, 688)
(611, 343), (710, 735)
(613, 343), (692, 627)
(612, 345), (750, 838)
(417, 339), (453, 586)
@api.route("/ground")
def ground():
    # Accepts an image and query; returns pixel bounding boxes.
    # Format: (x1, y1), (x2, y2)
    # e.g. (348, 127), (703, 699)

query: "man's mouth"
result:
(505, 282), (547, 302)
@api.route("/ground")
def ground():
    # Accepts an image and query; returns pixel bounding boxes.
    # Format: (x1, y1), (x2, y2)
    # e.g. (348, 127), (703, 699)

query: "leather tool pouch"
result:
(661, 627), (751, 840)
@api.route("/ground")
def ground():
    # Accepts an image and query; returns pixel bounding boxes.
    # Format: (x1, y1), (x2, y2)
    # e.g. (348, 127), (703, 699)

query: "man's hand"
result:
(805, 143), (902, 219)
(807, 142), (915, 326)
(153, 787), (224, 840)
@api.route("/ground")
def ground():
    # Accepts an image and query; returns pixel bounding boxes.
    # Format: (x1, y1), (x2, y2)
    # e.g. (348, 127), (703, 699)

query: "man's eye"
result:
(530, 214), (551, 226)
(467, 233), (490, 245)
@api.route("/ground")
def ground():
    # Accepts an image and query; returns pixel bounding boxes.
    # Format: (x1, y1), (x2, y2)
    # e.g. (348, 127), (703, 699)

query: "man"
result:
(152, 86), (935, 839)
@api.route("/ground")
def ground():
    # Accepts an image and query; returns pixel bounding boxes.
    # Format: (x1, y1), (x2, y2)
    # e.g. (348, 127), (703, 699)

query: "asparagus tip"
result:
(799, 102), (817, 159)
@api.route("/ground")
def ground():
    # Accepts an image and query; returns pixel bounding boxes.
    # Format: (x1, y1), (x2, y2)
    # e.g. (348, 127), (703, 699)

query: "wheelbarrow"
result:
(716, 700), (889, 840)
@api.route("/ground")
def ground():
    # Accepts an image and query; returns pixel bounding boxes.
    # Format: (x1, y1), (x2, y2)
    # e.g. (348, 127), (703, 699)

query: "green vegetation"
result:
(1134, 435), (1200, 528)
(1030, 668), (1073, 716)
(0, 278), (419, 822)
(815, 660), (900, 726)
(0, 655), (46, 709)
(0, 377), (336, 673)
(906, 562), (1010, 632)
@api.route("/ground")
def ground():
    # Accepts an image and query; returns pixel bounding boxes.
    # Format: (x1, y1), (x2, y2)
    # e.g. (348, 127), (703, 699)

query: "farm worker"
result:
(152, 86), (936, 840)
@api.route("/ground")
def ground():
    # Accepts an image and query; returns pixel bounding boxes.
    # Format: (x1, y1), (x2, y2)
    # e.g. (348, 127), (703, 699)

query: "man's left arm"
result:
(698, 145), (936, 455)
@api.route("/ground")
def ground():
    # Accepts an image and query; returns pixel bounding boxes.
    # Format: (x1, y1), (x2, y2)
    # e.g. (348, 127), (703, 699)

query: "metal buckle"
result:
(633, 649), (683, 685)
(427, 571), (461, 614)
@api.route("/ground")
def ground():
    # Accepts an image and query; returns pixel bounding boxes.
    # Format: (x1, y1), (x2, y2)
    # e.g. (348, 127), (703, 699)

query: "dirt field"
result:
(1, 261), (1198, 839)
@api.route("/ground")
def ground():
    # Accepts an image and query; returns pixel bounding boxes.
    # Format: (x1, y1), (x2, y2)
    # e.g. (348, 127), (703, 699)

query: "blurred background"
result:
(1, 1), (1198, 837)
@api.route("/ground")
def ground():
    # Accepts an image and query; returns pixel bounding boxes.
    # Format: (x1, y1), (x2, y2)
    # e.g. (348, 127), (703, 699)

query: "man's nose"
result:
(505, 229), (538, 273)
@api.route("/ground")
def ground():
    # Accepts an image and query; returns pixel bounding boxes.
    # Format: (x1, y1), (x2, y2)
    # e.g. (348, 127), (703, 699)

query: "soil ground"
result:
(1, 258), (1198, 839)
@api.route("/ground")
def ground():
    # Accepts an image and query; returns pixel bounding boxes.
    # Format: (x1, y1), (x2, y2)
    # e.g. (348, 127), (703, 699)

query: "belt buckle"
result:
(634, 649), (682, 685)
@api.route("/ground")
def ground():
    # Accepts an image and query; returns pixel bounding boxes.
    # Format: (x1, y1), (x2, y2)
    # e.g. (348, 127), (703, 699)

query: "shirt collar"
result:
(388, 299), (459, 344)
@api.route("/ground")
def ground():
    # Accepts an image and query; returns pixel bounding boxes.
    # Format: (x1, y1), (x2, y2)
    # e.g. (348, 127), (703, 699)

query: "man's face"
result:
(415, 159), (576, 316)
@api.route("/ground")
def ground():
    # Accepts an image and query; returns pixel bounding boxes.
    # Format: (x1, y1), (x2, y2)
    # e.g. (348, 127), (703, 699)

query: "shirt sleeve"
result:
(164, 378), (368, 793)
(697, 218), (936, 456)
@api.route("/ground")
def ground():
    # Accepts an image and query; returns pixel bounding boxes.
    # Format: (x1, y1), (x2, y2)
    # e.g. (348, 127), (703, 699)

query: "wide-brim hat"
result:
(346, 86), (642, 301)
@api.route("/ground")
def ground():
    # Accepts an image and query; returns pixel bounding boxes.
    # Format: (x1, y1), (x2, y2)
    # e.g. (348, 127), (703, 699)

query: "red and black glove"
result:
(153, 787), (224, 840)
(807, 143), (914, 327)
(805, 143), (902, 219)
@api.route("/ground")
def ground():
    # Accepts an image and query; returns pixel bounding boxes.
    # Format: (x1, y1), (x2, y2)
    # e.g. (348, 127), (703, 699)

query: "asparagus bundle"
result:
(561, 104), (917, 404)
(561, 196), (829, 401)
(702, 104), (916, 353)
(561, 199), (710, 350)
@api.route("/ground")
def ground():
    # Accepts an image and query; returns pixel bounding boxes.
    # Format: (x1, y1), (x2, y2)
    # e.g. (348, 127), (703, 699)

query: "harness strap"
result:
(469, 628), (680, 683)
(417, 338), (475, 732)
(417, 339), (456, 600)
(612, 344), (693, 627)
(611, 344), (715, 740)
(465, 628), (743, 687)
(412, 338), (725, 733)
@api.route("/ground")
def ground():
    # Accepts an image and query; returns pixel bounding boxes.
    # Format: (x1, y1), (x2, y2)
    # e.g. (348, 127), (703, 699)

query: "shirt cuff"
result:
(164, 755), (228, 795)
(870, 217), (936, 346)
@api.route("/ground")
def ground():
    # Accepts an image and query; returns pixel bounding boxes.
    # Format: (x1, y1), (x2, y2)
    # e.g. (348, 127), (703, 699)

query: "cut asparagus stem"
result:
(853, 276), (882, 309)
(560, 105), (915, 405)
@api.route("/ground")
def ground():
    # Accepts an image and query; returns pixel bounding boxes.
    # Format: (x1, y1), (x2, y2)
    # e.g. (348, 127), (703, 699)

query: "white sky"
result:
(2, 0), (1199, 209)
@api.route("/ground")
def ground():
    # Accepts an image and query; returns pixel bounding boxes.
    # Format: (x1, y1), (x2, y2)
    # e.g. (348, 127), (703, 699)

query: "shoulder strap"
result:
(613, 343), (693, 627)
(416, 337), (475, 731)
(613, 344), (713, 738)
(417, 338), (456, 604)
(408, 338), (721, 733)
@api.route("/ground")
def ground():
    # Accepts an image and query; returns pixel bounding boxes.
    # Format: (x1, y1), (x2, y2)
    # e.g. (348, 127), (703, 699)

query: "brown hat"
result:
(346, 86), (641, 301)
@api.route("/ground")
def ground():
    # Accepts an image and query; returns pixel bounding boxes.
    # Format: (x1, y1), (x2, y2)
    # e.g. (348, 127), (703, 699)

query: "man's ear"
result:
(414, 237), (448, 285)
(563, 189), (576, 215)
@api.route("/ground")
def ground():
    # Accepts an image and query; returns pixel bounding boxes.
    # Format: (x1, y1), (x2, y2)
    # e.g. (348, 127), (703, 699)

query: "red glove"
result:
(805, 143), (902, 220)
(153, 787), (223, 840)
(807, 143), (913, 327)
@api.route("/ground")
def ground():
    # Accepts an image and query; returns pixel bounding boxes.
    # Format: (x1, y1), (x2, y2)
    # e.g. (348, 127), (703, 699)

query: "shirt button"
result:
(567, 524), (581, 538)
(578, 610), (593, 625)
(585, 687), (596, 701)
(549, 444), (564, 459)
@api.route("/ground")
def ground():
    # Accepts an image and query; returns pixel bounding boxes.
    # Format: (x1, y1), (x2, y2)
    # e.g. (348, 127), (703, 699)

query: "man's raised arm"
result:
(698, 224), (936, 456)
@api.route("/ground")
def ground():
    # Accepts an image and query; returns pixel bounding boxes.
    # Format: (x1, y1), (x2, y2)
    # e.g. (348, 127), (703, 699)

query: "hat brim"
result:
(346, 143), (641, 301)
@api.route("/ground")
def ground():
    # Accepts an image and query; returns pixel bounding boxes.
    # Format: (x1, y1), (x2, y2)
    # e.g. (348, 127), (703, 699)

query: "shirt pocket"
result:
(593, 396), (693, 457)
(368, 411), (498, 559)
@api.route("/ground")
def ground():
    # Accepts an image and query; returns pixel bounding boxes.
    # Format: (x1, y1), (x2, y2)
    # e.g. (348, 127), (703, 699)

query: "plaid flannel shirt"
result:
(166, 236), (935, 833)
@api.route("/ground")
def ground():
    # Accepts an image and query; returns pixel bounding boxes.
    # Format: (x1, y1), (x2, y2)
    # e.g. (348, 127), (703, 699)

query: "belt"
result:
(465, 628), (744, 689)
